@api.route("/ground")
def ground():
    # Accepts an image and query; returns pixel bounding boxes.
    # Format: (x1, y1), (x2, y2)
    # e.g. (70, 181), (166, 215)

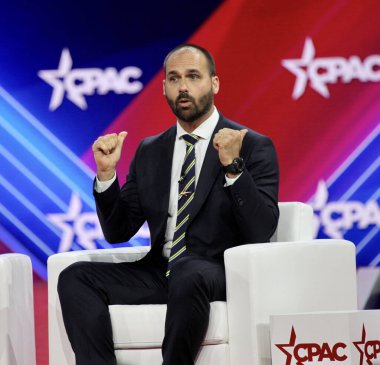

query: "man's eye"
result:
(189, 74), (199, 80)
(169, 76), (178, 82)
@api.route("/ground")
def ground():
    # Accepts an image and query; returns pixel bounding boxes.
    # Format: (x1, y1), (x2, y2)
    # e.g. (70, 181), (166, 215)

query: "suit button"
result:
(237, 198), (244, 206)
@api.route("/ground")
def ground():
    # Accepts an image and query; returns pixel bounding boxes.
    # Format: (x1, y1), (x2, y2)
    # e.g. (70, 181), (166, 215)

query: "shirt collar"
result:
(176, 107), (219, 141)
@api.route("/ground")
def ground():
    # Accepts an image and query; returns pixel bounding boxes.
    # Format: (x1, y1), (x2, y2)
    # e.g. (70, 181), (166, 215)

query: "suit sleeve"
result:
(93, 143), (146, 243)
(227, 134), (279, 243)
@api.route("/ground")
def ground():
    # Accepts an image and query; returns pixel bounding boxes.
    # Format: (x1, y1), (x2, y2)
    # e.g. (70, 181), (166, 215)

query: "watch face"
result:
(234, 158), (244, 171)
(224, 157), (244, 173)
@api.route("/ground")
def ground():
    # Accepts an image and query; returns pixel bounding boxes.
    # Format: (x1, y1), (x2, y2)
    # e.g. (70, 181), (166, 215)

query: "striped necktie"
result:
(166, 133), (199, 277)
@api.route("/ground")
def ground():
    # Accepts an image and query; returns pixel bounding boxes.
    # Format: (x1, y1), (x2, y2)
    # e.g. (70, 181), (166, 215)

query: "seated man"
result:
(58, 43), (279, 365)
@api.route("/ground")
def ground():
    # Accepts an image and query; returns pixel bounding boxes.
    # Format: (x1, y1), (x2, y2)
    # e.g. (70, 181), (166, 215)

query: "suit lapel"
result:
(188, 116), (226, 225)
(155, 126), (176, 229)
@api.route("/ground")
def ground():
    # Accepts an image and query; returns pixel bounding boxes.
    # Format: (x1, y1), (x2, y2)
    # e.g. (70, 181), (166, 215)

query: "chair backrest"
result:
(270, 202), (313, 242)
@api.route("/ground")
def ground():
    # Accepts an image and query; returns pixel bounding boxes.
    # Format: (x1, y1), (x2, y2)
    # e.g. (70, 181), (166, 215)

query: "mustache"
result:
(176, 92), (195, 103)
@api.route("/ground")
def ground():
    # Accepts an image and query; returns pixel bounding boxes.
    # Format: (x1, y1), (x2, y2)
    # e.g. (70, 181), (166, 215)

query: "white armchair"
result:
(48, 202), (357, 365)
(0, 253), (36, 365)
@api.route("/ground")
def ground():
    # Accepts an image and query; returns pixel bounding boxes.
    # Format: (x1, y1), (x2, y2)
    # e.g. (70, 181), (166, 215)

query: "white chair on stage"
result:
(48, 202), (357, 365)
(0, 253), (36, 365)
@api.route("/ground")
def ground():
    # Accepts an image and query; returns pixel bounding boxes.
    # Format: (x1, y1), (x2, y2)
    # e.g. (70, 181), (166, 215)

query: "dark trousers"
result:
(57, 254), (226, 365)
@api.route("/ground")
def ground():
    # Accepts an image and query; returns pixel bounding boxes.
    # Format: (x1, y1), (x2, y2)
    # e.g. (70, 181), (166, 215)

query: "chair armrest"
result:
(0, 254), (36, 365)
(48, 246), (150, 365)
(224, 239), (357, 365)
(48, 246), (150, 284)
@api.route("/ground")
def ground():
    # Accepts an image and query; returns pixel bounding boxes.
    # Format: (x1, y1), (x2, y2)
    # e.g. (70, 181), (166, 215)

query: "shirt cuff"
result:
(224, 172), (243, 187)
(94, 173), (117, 193)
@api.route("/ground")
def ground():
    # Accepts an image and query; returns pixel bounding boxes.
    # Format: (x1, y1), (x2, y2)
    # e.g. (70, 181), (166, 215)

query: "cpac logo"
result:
(282, 37), (380, 99)
(47, 192), (103, 251)
(47, 192), (150, 252)
(310, 180), (380, 239)
(276, 327), (347, 365)
(354, 325), (380, 365)
(38, 49), (143, 110)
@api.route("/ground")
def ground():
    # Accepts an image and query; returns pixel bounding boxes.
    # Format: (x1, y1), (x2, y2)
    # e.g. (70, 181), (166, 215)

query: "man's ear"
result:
(163, 79), (166, 95)
(212, 76), (220, 94)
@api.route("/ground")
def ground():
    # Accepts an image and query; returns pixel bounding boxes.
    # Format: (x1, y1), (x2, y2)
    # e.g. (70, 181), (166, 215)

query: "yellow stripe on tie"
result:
(184, 159), (195, 176)
(169, 246), (186, 262)
(184, 145), (194, 159)
(176, 193), (194, 216)
(175, 214), (189, 232)
(179, 176), (195, 196)
(171, 232), (185, 248)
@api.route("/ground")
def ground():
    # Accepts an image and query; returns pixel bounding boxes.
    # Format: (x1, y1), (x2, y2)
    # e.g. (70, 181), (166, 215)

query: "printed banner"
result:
(0, 0), (378, 281)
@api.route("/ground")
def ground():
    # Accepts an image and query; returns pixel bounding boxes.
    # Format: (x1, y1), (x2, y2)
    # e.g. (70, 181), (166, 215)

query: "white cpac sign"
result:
(282, 38), (380, 99)
(310, 180), (380, 239)
(38, 49), (143, 110)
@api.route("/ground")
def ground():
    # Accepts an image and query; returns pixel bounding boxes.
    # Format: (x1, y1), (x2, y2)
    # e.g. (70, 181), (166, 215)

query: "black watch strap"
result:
(223, 157), (245, 174)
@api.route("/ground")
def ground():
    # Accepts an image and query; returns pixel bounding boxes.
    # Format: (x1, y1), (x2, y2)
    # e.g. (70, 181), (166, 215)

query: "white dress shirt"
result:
(95, 107), (241, 258)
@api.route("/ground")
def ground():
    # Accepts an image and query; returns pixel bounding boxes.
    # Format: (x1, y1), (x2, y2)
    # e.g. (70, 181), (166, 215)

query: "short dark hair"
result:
(163, 44), (216, 76)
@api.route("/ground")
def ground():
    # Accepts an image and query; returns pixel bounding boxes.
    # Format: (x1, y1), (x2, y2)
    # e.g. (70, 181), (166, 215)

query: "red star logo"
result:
(353, 325), (370, 365)
(276, 326), (297, 365)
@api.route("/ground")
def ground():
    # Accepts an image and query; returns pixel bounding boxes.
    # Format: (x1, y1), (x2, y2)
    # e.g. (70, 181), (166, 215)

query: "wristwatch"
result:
(223, 157), (245, 174)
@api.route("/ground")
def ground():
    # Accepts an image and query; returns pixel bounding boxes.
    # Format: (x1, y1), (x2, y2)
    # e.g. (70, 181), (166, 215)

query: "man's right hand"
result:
(92, 131), (128, 181)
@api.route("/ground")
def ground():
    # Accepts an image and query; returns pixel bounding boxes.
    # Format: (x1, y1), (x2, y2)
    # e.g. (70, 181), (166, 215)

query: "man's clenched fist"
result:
(213, 128), (248, 167)
(92, 131), (128, 181)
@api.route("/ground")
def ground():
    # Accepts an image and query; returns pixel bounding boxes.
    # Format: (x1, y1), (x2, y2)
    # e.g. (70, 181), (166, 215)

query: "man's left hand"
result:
(213, 128), (248, 166)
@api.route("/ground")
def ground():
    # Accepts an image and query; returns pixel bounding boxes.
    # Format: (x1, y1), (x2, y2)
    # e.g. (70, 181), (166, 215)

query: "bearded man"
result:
(58, 44), (279, 365)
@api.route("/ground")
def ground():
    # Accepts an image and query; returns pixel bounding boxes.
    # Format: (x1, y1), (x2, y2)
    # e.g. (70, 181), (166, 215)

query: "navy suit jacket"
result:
(94, 115), (279, 265)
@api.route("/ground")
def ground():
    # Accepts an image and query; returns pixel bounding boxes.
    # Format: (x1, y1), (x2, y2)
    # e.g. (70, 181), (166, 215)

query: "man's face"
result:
(163, 48), (219, 123)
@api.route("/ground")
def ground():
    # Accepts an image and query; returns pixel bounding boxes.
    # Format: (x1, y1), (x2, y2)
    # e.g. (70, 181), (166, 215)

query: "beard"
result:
(165, 88), (214, 123)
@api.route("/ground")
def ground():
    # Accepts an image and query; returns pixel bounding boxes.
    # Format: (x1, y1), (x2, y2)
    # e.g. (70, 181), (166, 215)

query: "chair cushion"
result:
(115, 344), (230, 365)
(110, 301), (228, 349)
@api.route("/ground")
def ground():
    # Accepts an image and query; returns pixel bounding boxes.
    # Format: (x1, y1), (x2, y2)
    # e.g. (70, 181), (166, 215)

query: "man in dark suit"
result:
(58, 44), (279, 365)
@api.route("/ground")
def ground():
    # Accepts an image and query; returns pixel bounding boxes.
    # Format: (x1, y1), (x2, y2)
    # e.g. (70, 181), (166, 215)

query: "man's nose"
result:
(178, 78), (188, 92)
